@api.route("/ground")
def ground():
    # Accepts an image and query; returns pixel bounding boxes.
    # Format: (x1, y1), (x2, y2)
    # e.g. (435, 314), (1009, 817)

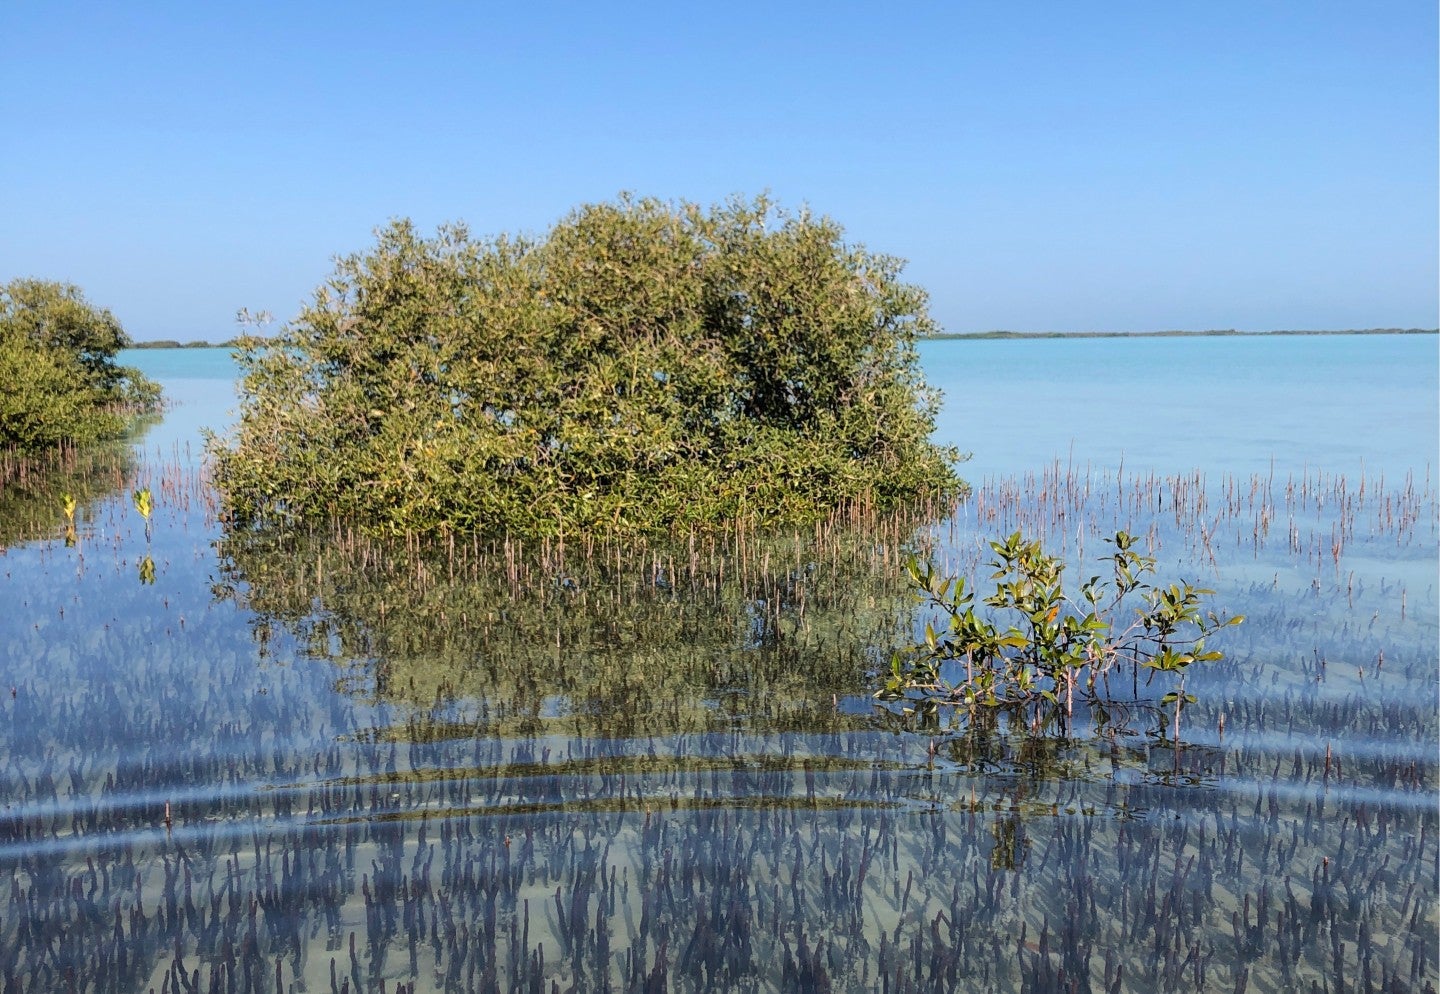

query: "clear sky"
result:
(2, 1), (1436, 340)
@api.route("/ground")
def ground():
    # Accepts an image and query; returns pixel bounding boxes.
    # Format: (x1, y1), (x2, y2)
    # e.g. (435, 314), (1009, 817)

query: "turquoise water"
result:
(125, 333), (1439, 481)
(122, 347), (240, 459)
(0, 337), (1431, 993)
(918, 333), (1438, 481)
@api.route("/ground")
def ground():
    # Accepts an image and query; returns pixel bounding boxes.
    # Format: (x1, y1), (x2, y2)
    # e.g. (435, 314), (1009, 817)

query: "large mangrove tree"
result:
(211, 195), (963, 536)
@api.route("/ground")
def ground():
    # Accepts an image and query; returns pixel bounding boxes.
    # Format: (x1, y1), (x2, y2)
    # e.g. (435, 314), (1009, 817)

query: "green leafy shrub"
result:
(0, 278), (161, 450)
(210, 194), (964, 537)
(877, 531), (1244, 739)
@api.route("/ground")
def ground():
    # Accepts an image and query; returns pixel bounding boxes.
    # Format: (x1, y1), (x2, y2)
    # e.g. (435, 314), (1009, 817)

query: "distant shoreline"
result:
(933, 328), (1437, 341)
(128, 327), (1438, 347)
(127, 339), (239, 349)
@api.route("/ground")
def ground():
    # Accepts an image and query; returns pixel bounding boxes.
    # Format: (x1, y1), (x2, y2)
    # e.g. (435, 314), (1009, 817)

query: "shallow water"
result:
(0, 336), (1434, 993)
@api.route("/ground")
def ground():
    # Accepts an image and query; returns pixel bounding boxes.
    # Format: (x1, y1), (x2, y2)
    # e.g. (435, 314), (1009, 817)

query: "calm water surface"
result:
(921, 333), (1437, 480)
(0, 336), (1433, 993)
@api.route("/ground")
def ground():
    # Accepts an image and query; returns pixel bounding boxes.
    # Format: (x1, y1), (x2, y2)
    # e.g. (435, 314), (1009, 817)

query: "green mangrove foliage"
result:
(214, 516), (924, 739)
(878, 532), (1244, 738)
(0, 278), (161, 450)
(210, 194), (963, 537)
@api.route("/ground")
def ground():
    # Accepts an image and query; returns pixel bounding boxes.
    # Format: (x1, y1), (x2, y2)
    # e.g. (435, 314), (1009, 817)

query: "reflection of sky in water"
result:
(139, 377), (240, 458)
(0, 340), (1429, 993)
(121, 349), (240, 461)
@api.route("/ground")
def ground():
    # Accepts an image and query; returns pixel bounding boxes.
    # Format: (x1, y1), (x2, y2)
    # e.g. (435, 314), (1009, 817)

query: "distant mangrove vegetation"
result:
(126, 338), (237, 349)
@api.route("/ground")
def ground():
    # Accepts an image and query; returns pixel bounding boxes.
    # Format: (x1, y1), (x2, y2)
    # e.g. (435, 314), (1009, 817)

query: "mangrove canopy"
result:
(211, 194), (964, 536)
(0, 278), (161, 451)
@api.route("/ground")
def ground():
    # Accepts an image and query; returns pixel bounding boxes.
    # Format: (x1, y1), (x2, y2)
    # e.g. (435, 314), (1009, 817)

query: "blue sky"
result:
(2, 2), (1435, 340)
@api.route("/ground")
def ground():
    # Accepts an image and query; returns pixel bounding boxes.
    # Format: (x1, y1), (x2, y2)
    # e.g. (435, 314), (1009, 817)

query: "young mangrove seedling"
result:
(132, 487), (153, 542)
(62, 493), (78, 547)
(877, 531), (1244, 740)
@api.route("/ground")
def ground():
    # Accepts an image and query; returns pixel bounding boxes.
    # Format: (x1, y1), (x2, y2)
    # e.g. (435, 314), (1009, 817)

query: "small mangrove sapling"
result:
(133, 487), (155, 582)
(877, 531), (1244, 739)
(132, 487), (152, 540)
(61, 493), (77, 547)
